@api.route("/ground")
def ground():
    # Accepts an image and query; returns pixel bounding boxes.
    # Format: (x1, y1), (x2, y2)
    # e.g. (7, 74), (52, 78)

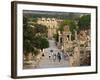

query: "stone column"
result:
(58, 31), (61, 43)
(59, 35), (61, 43)
(73, 47), (80, 66)
(69, 33), (71, 41)
(69, 56), (74, 66)
(75, 31), (77, 40)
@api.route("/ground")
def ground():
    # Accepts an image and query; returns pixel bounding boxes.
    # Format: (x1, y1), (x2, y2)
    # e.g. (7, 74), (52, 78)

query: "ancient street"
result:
(36, 39), (69, 68)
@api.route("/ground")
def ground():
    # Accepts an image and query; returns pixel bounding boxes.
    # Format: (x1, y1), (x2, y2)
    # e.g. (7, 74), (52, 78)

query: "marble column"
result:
(69, 34), (71, 41)
(58, 31), (61, 43)
(75, 31), (78, 40)
(73, 47), (80, 66)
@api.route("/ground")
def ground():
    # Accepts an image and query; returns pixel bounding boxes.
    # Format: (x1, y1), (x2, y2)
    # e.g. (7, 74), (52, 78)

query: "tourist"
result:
(57, 52), (61, 62)
(49, 53), (51, 59)
(50, 50), (54, 60)
(53, 53), (56, 62)
(42, 53), (45, 57)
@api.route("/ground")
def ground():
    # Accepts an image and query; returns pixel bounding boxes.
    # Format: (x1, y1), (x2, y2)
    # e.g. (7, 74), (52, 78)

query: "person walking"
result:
(53, 53), (56, 62)
(49, 52), (51, 60)
(49, 55), (51, 59)
(57, 52), (61, 62)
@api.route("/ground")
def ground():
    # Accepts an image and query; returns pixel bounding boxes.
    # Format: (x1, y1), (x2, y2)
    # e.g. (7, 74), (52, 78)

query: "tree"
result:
(33, 24), (48, 37)
(23, 16), (37, 61)
(53, 33), (59, 42)
(78, 15), (90, 30)
(33, 36), (49, 51)
(40, 37), (49, 49)
(23, 17), (49, 56)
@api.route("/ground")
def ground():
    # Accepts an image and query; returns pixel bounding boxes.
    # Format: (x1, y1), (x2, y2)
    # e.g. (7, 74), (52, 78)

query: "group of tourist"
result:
(48, 50), (69, 62)
(42, 49), (69, 63)
(49, 51), (62, 62)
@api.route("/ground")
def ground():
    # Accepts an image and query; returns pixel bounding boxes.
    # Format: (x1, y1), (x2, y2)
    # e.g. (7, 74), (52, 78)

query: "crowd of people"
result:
(48, 50), (69, 62)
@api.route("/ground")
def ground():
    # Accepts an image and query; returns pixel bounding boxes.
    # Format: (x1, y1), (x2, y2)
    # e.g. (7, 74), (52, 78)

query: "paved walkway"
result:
(36, 39), (69, 68)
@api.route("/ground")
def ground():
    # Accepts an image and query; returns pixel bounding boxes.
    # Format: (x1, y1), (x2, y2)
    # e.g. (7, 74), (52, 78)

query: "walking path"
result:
(36, 39), (69, 68)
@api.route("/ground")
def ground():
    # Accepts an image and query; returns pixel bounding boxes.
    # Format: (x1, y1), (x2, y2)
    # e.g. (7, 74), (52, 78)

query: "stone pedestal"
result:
(25, 52), (33, 61)
(69, 56), (74, 66)
(73, 47), (80, 66)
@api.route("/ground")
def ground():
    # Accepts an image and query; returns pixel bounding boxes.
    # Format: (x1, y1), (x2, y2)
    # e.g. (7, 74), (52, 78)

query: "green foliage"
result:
(32, 18), (37, 22)
(23, 16), (49, 55)
(23, 17), (35, 54)
(40, 37), (49, 49)
(78, 15), (90, 30)
(58, 19), (77, 32)
(24, 11), (82, 20)
(34, 24), (48, 36)
(58, 19), (78, 40)
(53, 33), (59, 42)
(33, 49), (39, 56)
(33, 36), (49, 50)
